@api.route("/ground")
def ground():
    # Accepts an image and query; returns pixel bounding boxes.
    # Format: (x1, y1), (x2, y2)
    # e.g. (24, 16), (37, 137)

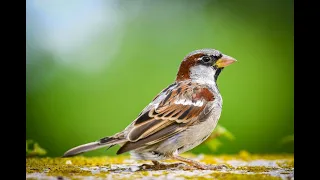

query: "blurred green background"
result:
(26, 0), (293, 157)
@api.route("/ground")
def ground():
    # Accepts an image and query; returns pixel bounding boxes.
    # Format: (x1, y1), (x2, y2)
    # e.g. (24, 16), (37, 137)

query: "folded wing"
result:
(117, 81), (215, 154)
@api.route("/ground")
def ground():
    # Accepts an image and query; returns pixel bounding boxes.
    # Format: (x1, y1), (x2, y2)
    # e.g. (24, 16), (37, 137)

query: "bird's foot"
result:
(171, 153), (230, 170)
(140, 161), (185, 170)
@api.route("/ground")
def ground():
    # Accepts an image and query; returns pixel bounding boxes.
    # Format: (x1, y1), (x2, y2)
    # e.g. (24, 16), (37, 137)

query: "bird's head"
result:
(176, 49), (237, 82)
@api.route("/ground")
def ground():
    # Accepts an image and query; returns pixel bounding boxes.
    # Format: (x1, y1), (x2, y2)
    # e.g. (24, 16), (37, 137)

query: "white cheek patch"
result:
(189, 65), (216, 85)
(174, 99), (204, 107)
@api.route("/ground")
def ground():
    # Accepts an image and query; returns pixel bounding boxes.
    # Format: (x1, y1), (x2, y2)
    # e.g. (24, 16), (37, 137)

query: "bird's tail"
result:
(63, 135), (126, 157)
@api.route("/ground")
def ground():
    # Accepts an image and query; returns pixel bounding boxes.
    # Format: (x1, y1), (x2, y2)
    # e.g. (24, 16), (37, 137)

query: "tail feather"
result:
(63, 141), (103, 157)
(63, 136), (126, 157)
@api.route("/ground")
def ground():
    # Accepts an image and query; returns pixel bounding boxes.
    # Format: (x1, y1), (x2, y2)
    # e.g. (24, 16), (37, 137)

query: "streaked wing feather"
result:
(117, 123), (185, 154)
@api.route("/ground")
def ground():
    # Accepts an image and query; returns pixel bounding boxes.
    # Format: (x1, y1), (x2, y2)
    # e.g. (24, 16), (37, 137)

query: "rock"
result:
(26, 153), (294, 180)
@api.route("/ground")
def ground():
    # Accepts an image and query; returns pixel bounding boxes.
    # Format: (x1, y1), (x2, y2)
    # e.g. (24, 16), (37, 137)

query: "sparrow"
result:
(63, 49), (237, 170)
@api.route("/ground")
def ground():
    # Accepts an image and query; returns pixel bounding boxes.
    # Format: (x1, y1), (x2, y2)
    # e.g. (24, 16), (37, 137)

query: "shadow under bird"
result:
(63, 49), (237, 170)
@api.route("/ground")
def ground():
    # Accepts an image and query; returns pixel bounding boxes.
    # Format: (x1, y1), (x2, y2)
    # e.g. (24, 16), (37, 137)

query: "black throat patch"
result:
(214, 67), (224, 81)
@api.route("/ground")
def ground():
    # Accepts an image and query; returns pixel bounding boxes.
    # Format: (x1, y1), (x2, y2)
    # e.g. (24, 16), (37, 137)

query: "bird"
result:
(63, 48), (237, 170)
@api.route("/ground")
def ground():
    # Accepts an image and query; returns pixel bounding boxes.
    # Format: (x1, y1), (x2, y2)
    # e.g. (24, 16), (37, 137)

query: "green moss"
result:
(26, 156), (111, 178)
(139, 171), (150, 176)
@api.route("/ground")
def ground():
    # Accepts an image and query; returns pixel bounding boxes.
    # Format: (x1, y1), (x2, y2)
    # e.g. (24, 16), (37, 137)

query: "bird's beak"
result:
(215, 54), (237, 68)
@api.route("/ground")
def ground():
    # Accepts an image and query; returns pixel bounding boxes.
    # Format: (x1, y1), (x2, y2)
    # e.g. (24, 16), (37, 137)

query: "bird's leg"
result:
(171, 152), (228, 170)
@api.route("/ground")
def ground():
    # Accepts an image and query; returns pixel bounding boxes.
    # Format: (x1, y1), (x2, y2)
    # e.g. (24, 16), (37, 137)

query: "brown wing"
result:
(117, 81), (215, 154)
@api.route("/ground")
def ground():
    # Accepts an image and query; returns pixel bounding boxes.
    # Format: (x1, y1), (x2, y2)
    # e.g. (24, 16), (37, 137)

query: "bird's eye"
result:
(202, 56), (211, 63)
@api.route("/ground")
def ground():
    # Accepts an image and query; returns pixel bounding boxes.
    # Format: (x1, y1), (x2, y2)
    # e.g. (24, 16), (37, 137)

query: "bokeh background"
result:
(26, 0), (293, 157)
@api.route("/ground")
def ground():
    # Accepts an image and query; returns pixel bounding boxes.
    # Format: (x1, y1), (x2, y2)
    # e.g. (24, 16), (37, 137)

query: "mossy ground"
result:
(26, 151), (293, 180)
